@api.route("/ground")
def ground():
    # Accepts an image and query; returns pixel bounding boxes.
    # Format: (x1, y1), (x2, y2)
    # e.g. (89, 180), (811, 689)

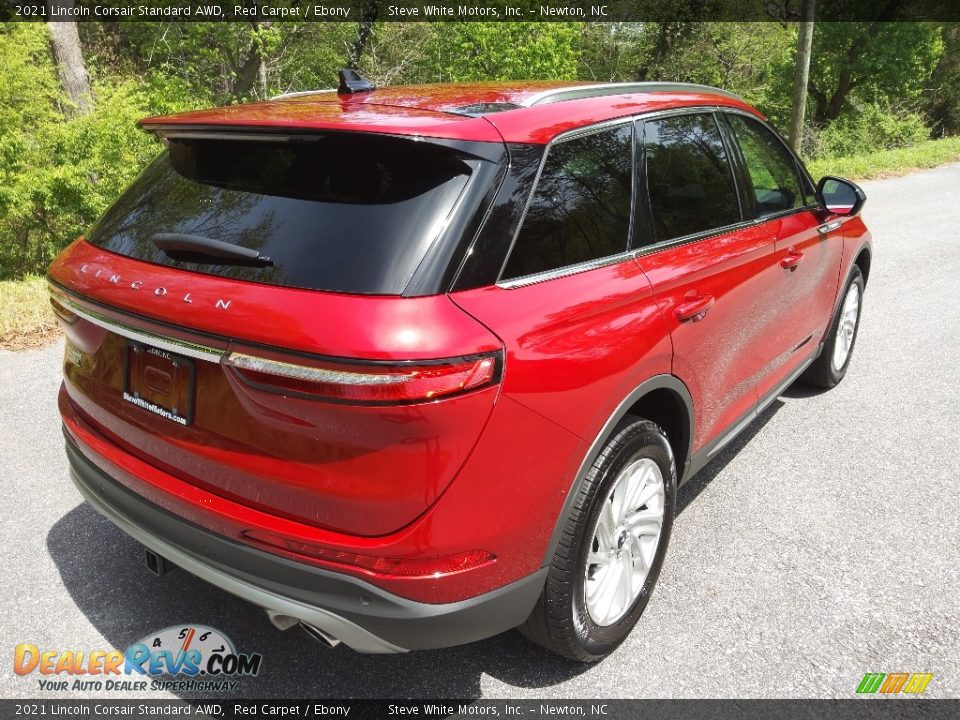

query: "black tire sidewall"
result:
(570, 423), (676, 656)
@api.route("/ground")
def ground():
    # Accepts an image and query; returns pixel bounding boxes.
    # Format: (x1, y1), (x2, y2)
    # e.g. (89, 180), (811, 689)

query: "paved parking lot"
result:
(1, 164), (958, 700)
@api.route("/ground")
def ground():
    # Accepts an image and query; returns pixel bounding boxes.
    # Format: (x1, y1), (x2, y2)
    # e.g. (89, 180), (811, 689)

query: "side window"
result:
(643, 114), (740, 242)
(502, 124), (632, 281)
(725, 114), (811, 217)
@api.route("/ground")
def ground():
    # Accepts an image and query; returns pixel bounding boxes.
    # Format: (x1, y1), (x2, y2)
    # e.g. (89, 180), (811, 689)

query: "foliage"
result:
(0, 24), (201, 279)
(813, 104), (931, 159)
(926, 23), (960, 136)
(386, 22), (581, 82)
(806, 22), (942, 123)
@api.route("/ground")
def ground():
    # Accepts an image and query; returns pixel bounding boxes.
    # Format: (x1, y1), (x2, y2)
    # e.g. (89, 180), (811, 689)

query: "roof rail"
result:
(522, 82), (747, 107)
(269, 89), (334, 101)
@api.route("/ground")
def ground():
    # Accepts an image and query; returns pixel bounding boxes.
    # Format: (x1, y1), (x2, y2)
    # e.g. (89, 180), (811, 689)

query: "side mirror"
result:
(817, 176), (866, 216)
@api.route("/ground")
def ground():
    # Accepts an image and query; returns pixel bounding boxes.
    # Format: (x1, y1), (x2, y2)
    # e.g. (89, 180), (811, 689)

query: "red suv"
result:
(48, 75), (871, 661)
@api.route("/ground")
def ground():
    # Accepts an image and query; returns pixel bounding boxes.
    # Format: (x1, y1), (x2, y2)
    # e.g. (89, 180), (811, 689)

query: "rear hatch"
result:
(50, 114), (507, 537)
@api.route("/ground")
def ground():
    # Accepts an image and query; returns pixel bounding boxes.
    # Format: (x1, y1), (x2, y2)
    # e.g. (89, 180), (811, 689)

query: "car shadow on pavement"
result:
(46, 505), (589, 699)
(46, 398), (785, 700)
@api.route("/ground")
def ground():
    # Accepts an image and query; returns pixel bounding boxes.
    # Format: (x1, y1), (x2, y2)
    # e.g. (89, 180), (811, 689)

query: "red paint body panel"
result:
(485, 93), (762, 145)
(636, 223), (789, 449)
(756, 210), (845, 400)
(61, 382), (584, 603)
(50, 240), (510, 537)
(140, 99), (504, 143)
(450, 259), (672, 444)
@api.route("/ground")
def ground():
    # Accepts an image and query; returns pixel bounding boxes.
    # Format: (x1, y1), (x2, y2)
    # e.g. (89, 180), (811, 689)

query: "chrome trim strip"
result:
(497, 251), (636, 290)
(49, 284), (224, 364)
(523, 82), (748, 107)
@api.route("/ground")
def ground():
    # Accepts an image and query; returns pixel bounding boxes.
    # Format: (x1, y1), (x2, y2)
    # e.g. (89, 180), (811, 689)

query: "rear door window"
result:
(87, 135), (480, 295)
(501, 123), (633, 281)
(642, 113), (741, 242)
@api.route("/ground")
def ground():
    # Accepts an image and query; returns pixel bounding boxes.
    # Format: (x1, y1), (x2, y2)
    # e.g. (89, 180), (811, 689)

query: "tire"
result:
(802, 265), (865, 389)
(519, 417), (676, 662)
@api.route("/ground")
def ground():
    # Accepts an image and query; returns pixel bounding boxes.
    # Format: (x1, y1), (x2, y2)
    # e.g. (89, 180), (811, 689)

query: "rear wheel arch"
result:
(542, 375), (694, 566)
(854, 246), (871, 286)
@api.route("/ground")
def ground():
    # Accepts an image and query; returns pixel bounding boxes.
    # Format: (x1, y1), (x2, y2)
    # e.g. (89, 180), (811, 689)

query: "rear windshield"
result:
(86, 135), (479, 294)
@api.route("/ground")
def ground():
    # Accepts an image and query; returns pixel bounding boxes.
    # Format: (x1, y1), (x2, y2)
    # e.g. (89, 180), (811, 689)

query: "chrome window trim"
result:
(497, 107), (731, 289)
(522, 82), (748, 108)
(48, 283), (224, 364)
(494, 105), (827, 291)
(497, 251), (637, 290)
(494, 116), (636, 285)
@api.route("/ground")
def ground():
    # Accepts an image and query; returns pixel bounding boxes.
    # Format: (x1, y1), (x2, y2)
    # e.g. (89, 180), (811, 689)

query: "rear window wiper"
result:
(151, 233), (273, 267)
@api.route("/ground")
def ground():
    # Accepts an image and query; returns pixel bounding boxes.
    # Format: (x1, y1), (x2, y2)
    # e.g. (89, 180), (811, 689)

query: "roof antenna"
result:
(338, 68), (375, 95)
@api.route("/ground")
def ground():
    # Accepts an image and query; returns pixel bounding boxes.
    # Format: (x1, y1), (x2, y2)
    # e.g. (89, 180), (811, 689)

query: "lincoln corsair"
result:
(48, 73), (871, 661)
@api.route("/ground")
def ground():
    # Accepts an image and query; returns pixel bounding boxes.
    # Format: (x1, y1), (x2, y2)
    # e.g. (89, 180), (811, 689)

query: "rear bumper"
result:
(65, 433), (546, 653)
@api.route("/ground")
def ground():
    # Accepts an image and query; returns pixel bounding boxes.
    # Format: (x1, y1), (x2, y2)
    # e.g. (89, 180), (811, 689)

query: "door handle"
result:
(817, 220), (841, 234)
(675, 295), (715, 323)
(780, 251), (803, 271)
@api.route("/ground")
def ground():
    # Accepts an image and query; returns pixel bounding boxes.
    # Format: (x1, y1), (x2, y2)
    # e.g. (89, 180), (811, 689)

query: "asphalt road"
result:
(1, 164), (958, 701)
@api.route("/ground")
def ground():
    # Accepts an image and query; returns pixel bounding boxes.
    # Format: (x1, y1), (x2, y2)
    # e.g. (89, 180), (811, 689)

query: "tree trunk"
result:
(231, 22), (272, 100)
(348, 2), (381, 69)
(46, 1), (93, 116)
(788, 0), (815, 152)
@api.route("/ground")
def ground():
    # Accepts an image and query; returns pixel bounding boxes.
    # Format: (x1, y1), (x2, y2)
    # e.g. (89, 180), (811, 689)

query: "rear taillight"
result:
(244, 529), (496, 578)
(223, 350), (500, 404)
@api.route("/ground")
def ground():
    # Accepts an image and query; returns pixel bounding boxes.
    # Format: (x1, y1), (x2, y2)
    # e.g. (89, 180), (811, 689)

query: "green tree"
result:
(927, 23), (960, 136)
(807, 22), (942, 123)
(420, 22), (580, 82)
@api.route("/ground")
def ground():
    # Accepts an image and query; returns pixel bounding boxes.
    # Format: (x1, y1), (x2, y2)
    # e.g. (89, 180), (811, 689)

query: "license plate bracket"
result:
(123, 341), (195, 426)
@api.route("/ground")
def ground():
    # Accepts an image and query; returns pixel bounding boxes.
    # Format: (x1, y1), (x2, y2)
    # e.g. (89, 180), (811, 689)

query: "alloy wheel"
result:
(832, 282), (861, 372)
(584, 458), (665, 626)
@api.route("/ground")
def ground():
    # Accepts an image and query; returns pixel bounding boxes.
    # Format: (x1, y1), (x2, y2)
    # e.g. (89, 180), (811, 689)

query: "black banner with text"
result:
(4, 0), (960, 23)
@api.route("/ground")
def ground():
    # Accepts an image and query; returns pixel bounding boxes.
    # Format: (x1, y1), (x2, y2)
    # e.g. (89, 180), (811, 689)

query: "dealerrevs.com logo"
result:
(856, 673), (934, 695)
(13, 625), (262, 693)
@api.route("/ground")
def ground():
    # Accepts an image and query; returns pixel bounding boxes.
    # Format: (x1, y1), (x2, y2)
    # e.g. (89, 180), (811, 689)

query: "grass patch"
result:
(0, 275), (60, 351)
(807, 136), (960, 182)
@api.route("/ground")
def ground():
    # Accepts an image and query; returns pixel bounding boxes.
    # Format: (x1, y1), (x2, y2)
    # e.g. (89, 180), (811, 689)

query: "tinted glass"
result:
(87, 136), (477, 295)
(726, 114), (807, 217)
(502, 124), (632, 280)
(643, 114), (740, 241)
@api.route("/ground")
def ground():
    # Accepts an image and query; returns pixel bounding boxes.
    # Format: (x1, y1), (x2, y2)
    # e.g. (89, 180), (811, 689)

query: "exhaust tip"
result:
(299, 622), (341, 649)
(144, 548), (174, 576)
(266, 610), (299, 631)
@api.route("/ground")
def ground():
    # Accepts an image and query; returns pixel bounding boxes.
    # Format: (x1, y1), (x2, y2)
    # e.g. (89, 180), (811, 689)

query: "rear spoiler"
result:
(138, 100), (504, 146)
(140, 126), (507, 165)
